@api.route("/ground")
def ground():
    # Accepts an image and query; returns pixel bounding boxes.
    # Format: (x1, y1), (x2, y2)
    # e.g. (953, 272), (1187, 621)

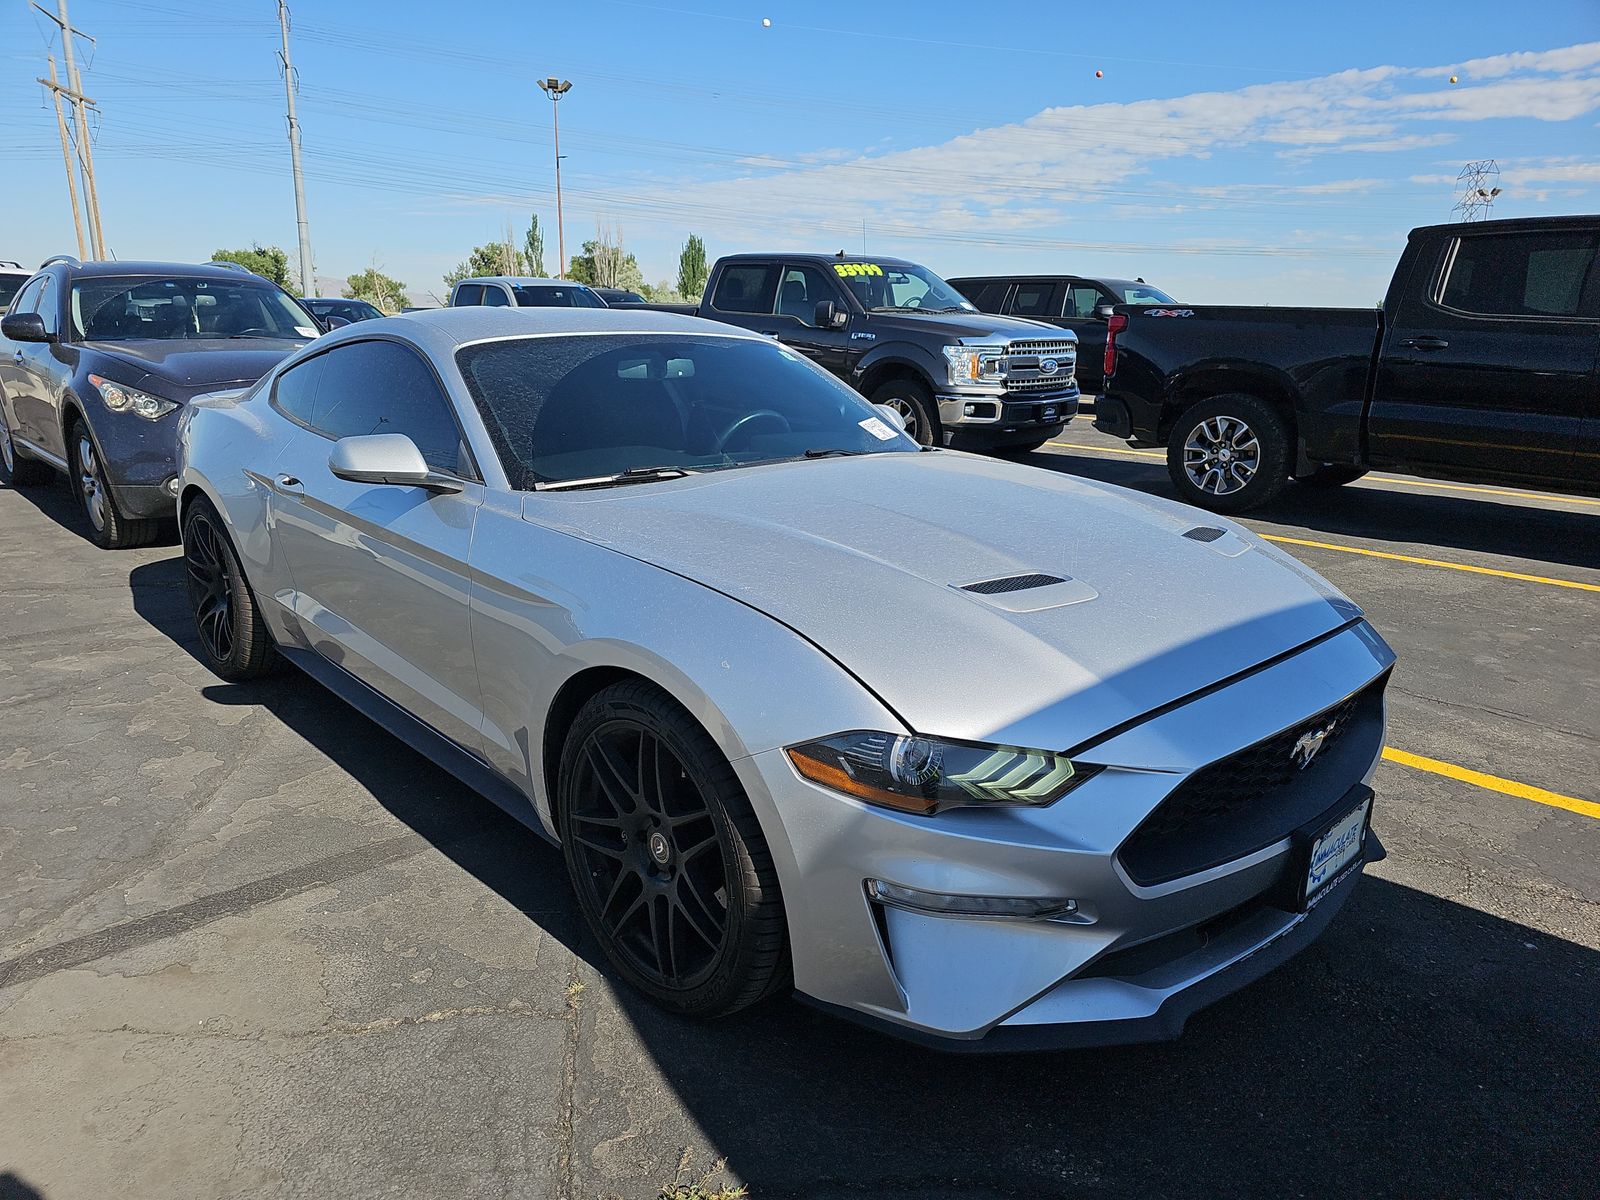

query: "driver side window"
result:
(774, 265), (837, 325)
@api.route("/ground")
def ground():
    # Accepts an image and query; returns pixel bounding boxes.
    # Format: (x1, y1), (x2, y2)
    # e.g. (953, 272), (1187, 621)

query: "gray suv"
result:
(449, 277), (605, 308)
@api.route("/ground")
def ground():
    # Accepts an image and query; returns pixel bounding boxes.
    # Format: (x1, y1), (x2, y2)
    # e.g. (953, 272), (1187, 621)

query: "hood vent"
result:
(1183, 526), (1227, 543)
(959, 573), (1067, 595)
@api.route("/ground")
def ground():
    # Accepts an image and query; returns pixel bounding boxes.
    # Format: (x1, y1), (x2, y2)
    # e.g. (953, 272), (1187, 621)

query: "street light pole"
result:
(537, 77), (571, 277)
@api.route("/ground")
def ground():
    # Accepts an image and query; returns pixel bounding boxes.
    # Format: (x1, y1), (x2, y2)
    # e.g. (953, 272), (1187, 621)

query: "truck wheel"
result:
(1294, 464), (1369, 488)
(1166, 395), (1291, 514)
(870, 379), (938, 447)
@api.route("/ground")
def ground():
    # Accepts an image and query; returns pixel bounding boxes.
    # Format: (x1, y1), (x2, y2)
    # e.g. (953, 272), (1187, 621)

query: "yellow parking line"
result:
(1382, 748), (1600, 821)
(1045, 440), (1600, 508)
(1261, 534), (1600, 593)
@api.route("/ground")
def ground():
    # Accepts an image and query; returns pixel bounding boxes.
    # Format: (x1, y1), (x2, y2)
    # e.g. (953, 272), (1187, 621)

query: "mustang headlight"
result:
(88, 374), (178, 421)
(942, 343), (1007, 389)
(786, 730), (1097, 816)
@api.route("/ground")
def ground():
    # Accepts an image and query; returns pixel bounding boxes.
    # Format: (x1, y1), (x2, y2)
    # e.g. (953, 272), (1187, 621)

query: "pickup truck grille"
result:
(1002, 339), (1077, 392)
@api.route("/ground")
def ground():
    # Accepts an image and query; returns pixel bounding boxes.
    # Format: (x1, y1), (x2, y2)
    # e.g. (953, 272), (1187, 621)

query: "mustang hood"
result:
(83, 338), (309, 392)
(523, 453), (1360, 752)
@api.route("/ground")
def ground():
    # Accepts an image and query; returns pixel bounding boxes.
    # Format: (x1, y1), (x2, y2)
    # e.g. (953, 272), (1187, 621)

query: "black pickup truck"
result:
(633, 253), (1081, 452)
(1096, 214), (1600, 512)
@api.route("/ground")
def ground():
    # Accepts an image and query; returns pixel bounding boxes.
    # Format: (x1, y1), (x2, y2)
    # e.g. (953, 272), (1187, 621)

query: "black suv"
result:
(301, 296), (384, 325)
(948, 274), (1175, 395)
(0, 257), (318, 547)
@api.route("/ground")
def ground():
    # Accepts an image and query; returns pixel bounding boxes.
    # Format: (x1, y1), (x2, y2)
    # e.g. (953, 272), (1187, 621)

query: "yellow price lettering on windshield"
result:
(833, 262), (884, 278)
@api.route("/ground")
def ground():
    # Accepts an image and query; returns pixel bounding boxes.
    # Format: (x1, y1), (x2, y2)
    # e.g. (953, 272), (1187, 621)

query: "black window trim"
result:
(267, 333), (483, 483)
(1429, 231), (1600, 324)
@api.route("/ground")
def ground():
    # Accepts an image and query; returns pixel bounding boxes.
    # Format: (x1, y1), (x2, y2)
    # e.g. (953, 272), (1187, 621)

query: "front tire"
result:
(181, 497), (278, 680)
(558, 680), (789, 1018)
(70, 418), (160, 549)
(1166, 394), (1291, 514)
(869, 378), (938, 447)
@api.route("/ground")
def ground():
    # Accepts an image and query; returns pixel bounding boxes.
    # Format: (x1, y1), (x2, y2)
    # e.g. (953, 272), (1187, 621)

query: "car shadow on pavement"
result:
(124, 554), (1600, 1199)
(1, 473), (179, 548)
(1024, 450), (1600, 572)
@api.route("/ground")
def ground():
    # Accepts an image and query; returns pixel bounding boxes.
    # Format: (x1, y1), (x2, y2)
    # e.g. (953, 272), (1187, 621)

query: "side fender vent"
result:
(959, 573), (1068, 595)
(1183, 526), (1227, 543)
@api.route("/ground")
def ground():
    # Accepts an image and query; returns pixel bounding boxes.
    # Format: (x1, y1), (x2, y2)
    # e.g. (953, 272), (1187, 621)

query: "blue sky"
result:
(3, 0), (1597, 305)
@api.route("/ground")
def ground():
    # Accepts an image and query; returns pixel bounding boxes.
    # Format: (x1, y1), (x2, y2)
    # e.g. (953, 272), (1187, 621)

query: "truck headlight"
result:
(942, 344), (1007, 389)
(787, 730), (1099, 816)
(88, 375), (178, 421)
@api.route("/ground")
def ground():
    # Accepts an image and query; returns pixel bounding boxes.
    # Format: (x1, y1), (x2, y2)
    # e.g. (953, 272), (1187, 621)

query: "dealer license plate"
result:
(1305, 797), (1370, 905)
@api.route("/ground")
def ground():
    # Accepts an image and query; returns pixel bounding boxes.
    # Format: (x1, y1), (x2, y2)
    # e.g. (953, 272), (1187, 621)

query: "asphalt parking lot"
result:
(1, 419), (1596, 1200)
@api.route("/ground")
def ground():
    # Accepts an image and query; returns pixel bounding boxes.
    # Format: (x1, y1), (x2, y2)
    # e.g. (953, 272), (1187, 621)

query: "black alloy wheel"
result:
(181, 498), (277, 680)
(559, 681), (788, 1016)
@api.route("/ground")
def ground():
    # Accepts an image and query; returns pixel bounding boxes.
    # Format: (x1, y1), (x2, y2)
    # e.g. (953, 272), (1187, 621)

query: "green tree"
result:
(344, 266), (408, 314)
(524, 214), (546, 277)
(211, 245), (291, 289)
(677, 234), (708, 301)
(443, 242), (526, 290)
(638, 280), (684, 303)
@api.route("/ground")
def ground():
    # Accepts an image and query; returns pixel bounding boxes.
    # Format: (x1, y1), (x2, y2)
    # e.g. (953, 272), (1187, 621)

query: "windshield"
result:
(309, 299), (383, 321)
(0, 275), (26, 311)
(833, 261), (976, 313)
(72, 276), (319, 341)
(456, 333), (919, 487)
(511, 285), (605, 308)
(1122, 285), (1175, 305)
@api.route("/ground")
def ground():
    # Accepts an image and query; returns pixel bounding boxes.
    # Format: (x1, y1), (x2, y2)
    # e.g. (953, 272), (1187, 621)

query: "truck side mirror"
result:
(1093, 304), (1116, 320)
(815, 300), (847, 329)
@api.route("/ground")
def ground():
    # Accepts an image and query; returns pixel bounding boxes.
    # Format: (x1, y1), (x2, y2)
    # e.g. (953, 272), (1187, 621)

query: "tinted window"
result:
(1066, 284), (1114, 318)
(10, 276), (44, 318)
(0, 275), (28, 311)
(272, 353), (325, 425)
(310, 340), (468, 474)
(71, 276), (316, 341)
(1009, 282), (1062, 317)
(968, 281), (1009, 312)
(455, 334), (917, 488)
(711, 264), (777, 314)
(509, 285), (602, 307)
(481, 286), (510, 307)
(1122, 284), (1175, 305)
(775, 265), (837, 323)
(454, 284), (484, 306)
(1440, 231), (1599, 318)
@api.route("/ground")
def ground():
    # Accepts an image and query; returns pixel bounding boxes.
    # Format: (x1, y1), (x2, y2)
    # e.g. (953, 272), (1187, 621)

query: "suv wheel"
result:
(870, 379), (938, 447)
(70, 418), (161, 549)
(0, 409), (51, 487)
(181, 496), (278, 680)
(558, 680), (789, 1018)
(1166, 394), (1291, 513)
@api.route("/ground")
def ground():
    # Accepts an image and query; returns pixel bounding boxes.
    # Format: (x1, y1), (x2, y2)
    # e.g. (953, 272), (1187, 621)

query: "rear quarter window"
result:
(710, 264), (777, 314)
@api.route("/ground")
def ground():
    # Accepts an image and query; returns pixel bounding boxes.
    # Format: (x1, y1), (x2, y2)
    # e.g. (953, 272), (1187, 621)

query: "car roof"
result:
(330, 305), (764, 348)
(49, 259), (287, 282)
(1409, 213), (1599, 237)
(716, 253), (919, 268)
(456, 277), (590, 287)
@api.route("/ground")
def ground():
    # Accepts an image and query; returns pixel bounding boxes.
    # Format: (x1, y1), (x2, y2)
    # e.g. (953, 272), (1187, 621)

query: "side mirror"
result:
(328, 434), (462, 493)
(872, 403), (908, 433)
(1093, 304), (1116, 320)
(815, 300), (848, 330)
(1, 312), (54, 344)
(321, 314), (353, 331)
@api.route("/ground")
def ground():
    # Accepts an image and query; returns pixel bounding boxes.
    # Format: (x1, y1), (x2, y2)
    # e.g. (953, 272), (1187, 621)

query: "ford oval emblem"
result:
(1040, 358), (1059, 375)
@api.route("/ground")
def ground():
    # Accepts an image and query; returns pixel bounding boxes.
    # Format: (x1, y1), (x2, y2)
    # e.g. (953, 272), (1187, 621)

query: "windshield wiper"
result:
(802, 447), (872, 459)
(537, 465), (697, 492)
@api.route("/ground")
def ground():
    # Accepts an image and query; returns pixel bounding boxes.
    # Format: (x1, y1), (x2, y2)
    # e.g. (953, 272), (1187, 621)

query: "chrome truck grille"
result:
(1002, 339), (1078, 392)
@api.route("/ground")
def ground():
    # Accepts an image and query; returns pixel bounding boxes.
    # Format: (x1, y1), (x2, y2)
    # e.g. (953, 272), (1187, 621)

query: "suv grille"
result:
(1002, 339), (1077, 393)
(1117, 678), (1386, 887)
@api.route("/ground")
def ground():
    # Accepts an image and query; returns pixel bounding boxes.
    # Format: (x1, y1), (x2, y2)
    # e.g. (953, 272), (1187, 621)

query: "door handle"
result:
(1396, 336), (1449, 351)
(276, 474), (303, 494)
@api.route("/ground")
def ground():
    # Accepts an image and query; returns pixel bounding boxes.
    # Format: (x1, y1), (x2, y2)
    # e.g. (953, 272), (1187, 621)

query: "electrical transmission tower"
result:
(1452, 160), (1502, 222)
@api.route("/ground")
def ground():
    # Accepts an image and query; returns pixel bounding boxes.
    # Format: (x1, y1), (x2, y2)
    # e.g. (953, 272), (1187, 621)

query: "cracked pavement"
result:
(1, 427), (1597, 1199)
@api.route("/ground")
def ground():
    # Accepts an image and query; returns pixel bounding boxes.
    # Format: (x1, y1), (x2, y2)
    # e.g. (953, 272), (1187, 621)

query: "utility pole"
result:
(537, 77), (572, 277)
(33, 1), (103, 258)
(277, 0), (315, 295)
(43, 57), (87, 260)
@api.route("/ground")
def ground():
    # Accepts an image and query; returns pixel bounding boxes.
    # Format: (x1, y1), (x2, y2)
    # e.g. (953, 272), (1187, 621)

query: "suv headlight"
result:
(787, 730), (1098, 816)
(942, 343), (1007, 389)
(88, 374), (178, 421)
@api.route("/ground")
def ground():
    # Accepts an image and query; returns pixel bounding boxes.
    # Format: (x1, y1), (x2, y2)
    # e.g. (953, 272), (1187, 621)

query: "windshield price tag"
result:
(859, 416), (897, 441)
(833, 262), (884, 278)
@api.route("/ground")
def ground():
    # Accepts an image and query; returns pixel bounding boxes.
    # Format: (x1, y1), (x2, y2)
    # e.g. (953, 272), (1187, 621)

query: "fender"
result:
(852, 342), (944, 394)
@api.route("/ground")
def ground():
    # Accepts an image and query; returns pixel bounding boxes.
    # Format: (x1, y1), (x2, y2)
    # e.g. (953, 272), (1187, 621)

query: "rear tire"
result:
(70, 418), (161, 549)
(1166, 394), (1291, 514)
(180, 496), (278, 680)
(0, 409), (51, 487)
(1294, 464), (1368, 488)
(558, 680), (789, 1018)
(869, 378), (939, 447)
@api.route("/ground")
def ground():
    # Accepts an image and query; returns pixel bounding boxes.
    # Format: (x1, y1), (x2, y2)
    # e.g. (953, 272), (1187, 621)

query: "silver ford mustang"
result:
(177, 308), (1394, 1049)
